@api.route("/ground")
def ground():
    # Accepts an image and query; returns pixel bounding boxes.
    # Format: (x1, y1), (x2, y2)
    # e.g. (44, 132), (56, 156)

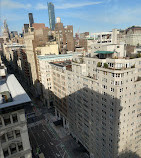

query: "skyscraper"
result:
(3, 20), (10, 38)
(47, 2), (55, 31)
(28, 13), (34, 27)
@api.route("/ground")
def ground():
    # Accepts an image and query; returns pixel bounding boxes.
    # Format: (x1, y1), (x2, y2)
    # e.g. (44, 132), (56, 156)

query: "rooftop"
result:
(0, 74), (31, 110)
(50, 60), (71, 67)
(37, 52), (82, 61)
(4, 43), (24, 48)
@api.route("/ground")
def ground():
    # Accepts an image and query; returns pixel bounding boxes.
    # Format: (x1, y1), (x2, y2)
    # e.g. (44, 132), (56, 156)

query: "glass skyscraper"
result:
(47, 2), (55, 31)
(28, 13), (34, 27)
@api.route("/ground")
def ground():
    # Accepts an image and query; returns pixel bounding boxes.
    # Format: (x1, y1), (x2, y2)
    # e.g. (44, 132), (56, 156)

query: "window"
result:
(3, 115), (11, 126)
(110, 80), (113, 85)
(3, 148), (9, 157)
(110, 114), (113, 119)
(18, 142), (23, 151)
(7, 131), (14, 140)
(12, 114), (18, 123)
(111, 88), (114, 92)
(10, 143), (17, 154)
(1, 134), (6, 143)
(15, 130), (20, 138)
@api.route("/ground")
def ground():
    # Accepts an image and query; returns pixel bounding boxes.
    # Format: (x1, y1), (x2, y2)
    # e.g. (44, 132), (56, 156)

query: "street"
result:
(28, 123), (62, 158)
(26, 104), (69, 158)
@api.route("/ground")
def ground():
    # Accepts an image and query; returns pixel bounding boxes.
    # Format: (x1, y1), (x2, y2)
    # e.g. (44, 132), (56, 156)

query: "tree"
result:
(97, 62), (101, 67)
(104, 63), (108, 68)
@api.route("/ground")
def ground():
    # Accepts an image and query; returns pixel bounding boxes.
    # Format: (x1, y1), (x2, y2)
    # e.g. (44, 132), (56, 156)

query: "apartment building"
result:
(24, 26), (51, 94)
(2, 43), (24, 64)
(35, 41), (59, 56)
(55, 18), (74, 52)
(50, 61), (71, 129)
(125, 26), (141, 46)
(91, 29), (119, 44)
(0, 64), (32, 158)
(116, 26), (141, 46)
(79, 39), (88, 52)
(37, 53), (79, 108)
(66, 51), (141, 158)
(1, 43), (31, 85)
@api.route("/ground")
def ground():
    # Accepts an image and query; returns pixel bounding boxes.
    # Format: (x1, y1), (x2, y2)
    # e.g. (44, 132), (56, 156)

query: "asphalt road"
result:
(28, 123), (62, 158)
(25, 104), (64, 158)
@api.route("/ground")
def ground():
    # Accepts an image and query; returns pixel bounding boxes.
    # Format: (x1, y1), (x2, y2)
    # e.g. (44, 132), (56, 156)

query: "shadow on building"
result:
(34, 80), (141, 158)
(118, 151), (141, 158)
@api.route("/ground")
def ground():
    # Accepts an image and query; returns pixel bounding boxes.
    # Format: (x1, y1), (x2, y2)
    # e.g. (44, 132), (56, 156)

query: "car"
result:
(31, 103), (34, 106)
(50, 142), (53, 145)
(56, 153), (60, 157)
(39, 153), (45, 158)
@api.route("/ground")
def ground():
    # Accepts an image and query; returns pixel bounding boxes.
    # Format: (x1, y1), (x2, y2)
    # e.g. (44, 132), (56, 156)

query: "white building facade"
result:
(0, 66), (32, 158)
(66, 55), (141, 158)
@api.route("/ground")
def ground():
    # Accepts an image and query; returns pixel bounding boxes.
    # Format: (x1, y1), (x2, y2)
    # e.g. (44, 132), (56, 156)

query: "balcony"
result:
(87, 74), (97, 80)
(97, 62), (136, 70)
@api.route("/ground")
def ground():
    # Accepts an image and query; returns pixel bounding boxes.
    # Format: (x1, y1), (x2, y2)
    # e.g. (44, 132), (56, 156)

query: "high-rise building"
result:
(48, 2), (55, 31)
(66, 53), (141, 158)
(55, 19), (74, 52)
(24, 25), (51, 96)
(2, 20), (10, 42)
(28, 13), (34, 27)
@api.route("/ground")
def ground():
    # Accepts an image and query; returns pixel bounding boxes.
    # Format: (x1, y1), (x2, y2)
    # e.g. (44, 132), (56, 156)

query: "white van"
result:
(39, 153), (45, 158)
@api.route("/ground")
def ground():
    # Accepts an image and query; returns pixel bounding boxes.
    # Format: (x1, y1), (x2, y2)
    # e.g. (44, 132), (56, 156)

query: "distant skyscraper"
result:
(28, 13), (34, 27)
(3, 20), (9, 37)
(2, 20), (10, 40)
(47, 2), (55, 30)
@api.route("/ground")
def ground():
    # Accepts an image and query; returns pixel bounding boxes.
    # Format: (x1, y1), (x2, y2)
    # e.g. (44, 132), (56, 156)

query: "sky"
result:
(0, 0), (141, 35)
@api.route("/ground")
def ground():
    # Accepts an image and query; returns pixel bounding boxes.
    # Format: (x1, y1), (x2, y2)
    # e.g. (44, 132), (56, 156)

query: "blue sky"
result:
(0, 0), (141, 34)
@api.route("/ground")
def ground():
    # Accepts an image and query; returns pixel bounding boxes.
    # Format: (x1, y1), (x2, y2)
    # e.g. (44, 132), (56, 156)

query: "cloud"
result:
(35, 3), (47, 10)
(35, 1), (102, 10)
(59, 11), (90, 21)
(56, 2), (102, 9)
(85, 4), (141, 31)
(1, 13), (26, 22)
(103, 6), (141, 24)
(1, 0), (31, 9)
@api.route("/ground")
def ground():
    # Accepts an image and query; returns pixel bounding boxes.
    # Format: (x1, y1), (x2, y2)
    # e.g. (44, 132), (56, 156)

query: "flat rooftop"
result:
(0, 74), (31, 110)
(50, 60), (71, 67)
(37, 52), (82, 61)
